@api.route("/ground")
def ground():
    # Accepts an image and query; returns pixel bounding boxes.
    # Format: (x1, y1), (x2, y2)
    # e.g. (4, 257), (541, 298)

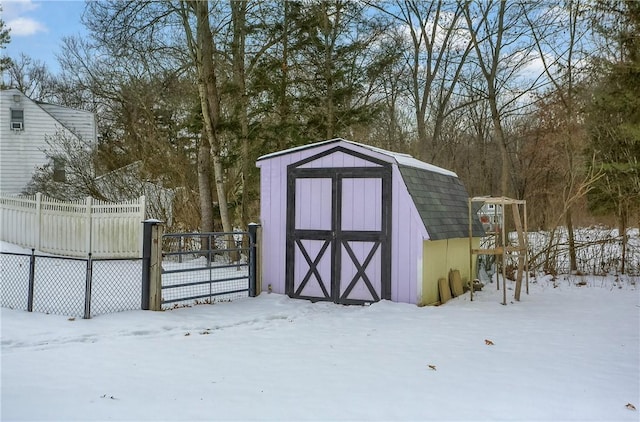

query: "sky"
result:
(0, 0), (553, 86)
(2, 0), (87, 72)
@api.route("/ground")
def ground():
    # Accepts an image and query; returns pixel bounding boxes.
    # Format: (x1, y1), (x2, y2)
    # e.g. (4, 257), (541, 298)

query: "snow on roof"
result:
(257, 138), (458, 178)
(392, 154), (457, 177)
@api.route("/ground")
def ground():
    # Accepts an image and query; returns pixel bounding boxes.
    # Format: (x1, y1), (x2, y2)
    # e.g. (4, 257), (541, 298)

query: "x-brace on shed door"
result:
(286, 147), (392, 304)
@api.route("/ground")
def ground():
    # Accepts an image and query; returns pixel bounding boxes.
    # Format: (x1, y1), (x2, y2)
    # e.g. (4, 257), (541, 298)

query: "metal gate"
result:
(286, 150), (392, 305)
(161, 229), (257, 308)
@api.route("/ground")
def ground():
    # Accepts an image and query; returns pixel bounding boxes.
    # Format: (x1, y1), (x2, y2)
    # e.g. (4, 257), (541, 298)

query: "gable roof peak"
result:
(258, 138), (458, 178)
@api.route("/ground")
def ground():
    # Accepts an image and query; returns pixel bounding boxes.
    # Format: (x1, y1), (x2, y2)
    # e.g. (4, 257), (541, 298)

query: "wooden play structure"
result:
(469, 196), (529, 305)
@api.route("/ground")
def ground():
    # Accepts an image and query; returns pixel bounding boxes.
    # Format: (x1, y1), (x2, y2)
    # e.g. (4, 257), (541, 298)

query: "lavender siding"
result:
(257, 141), (429, 304)
(294, 178), (332, 230)
(258, 151), (310, 295)
(341, 178), (382, 231)
(299, 150), (381, 169)
(390, 164), (428, 303)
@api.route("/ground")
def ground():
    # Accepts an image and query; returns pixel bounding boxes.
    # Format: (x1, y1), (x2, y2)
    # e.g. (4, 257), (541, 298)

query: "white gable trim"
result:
(257, 138), (458, 177)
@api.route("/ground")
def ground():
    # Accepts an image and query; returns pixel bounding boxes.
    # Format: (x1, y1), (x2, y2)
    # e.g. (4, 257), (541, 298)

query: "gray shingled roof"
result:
(398, 165), (485, 240)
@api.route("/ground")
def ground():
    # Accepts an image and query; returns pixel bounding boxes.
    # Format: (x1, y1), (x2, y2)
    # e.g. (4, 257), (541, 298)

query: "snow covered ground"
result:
(2, 272), (638, 421)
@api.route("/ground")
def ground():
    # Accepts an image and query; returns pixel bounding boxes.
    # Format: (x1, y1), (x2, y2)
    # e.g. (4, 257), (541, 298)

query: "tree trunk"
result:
(619, 205), (627, 274)
(279, 0), (290, 150)
(488, 93), (510, 196)
(192, 0), (233, 234)
(416, 109), (429, 160)
(544, 227), (557, 274)
(463, 0), (509, 196)
(566, 207), (577, 272)
(231, 0), (249, 229)
(321, 2), (335, 139)
(197, 137), (214, 233)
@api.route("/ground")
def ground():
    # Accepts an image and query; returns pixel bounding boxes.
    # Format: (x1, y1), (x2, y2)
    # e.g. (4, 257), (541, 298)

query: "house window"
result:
(53, 157), (66, 182)
(10, 109), (24, 130)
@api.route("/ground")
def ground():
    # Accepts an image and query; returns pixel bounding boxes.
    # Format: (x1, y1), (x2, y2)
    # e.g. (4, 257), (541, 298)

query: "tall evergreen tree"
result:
(288, 0), (386, 140)
(586, 0), (640, 272)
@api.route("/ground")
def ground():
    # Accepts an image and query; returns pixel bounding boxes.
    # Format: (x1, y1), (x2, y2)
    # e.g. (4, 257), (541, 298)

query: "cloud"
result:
(2, 0), (47, 36)
(2, 0), (39, 18)
(7, 17), (48, 36)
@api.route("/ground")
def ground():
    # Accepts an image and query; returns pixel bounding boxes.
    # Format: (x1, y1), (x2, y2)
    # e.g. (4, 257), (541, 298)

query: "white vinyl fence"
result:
(0, 193), (146, 258)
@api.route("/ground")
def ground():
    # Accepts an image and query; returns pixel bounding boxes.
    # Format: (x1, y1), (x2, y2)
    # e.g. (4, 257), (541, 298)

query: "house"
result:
(0, 88), (97, 194)
(94, 161), (175, 226)
(256, 138), (485, 306)
(477, 202), (503, 232)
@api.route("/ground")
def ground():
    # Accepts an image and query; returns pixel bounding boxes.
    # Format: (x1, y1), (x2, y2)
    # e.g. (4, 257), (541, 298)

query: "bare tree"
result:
(229, 0), (250, 228)
(371, 0), (473, 161)
(462, 0), (545, 196)
(179, 0), (232, 234)
(523, 0), (592, 271)
(4, 54), (56, 101)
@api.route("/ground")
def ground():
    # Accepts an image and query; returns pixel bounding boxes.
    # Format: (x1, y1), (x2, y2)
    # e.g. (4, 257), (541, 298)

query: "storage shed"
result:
(256, 138), (485, 306)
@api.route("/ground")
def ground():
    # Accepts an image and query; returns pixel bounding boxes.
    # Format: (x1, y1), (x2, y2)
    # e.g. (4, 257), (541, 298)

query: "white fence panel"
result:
(91, 197), (145, 258)
(0, 193), (146, 258)
(40, 196), (89, 256)
(0, 194), (39, 247)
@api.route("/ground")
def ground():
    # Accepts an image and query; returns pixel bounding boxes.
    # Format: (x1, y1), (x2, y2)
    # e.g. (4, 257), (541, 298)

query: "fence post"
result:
(138, 195), (146, 258)
(35, 193), (42, 251)
(257, 225), (263, 294)
(83, 253), (93, 319)
(85, 196), (93, 255)
(139, 195), (146, 220)
(149, 222), (164, 311)
(248, 223), (260, 297)
(142, 219), (164, 311)
(27, 248), (35, 312)
(142, 220), (155, 310)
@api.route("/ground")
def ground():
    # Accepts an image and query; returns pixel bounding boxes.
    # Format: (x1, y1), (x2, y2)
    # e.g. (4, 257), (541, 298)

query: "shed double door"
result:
(286, 167), (391, 304)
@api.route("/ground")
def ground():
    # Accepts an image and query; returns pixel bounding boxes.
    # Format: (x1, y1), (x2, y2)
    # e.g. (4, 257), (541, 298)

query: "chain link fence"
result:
(91, 259), (143, 315)
(1, 251), (142, 318)
(1, 253), (30, 311)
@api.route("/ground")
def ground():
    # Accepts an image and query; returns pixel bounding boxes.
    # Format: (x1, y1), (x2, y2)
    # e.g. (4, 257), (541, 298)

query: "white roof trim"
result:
(257, 138), (340, 161)
(393, 155), (457, 177)
(257, 138), (458, 178)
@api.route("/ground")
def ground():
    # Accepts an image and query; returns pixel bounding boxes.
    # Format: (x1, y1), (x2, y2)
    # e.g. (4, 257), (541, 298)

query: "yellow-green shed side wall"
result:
(420, 237), (480, 306)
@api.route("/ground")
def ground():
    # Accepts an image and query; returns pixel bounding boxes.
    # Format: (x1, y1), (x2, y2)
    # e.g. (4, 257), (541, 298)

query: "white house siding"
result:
(38, 103), (96, 142)
(0, 89), (95, 194)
